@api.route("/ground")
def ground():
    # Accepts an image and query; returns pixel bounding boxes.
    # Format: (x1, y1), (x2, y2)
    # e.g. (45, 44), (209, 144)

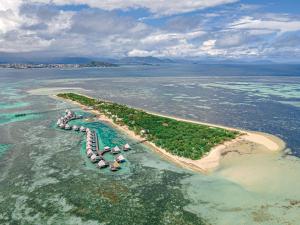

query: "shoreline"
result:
(54, 94), (286, 173)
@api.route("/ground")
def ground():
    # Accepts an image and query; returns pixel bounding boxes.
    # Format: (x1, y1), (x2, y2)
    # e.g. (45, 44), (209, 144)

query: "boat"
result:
(104, 146), (110, 151)
(97, 160), (109, 168)
(123, 143), (131, 151)
(116, 154), (125, 163)
(111, 146), (120, 154)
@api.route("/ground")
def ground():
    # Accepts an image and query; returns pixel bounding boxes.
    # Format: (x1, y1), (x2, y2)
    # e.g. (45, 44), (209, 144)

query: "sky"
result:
(0, 0), (300, 61)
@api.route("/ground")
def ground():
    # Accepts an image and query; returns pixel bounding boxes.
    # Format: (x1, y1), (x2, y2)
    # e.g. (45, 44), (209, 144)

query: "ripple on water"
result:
(0, 144), (10, 158)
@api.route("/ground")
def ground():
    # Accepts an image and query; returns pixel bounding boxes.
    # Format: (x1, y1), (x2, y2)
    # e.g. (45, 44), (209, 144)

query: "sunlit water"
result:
(0, 65), (300, 225)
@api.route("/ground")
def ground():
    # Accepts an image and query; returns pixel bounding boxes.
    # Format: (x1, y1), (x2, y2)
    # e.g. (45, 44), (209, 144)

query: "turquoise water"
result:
(0, 111), (40, 125)
(0, 144), (10, 158)
(0, 101), (29, 110)
(68, 117), (131, 174)
(0, 67), (300, 224)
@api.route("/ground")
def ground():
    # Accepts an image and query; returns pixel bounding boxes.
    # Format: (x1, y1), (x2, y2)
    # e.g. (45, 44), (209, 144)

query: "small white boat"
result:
(104, 146), (110, 151)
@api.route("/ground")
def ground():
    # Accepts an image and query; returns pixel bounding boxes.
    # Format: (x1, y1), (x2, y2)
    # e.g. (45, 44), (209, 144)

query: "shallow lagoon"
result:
(0, 67), (300, 225)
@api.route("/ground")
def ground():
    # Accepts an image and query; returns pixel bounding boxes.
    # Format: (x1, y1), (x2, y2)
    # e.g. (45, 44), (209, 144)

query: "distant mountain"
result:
(1, 52), (298, 65)
(117, 56), (175, 65)
(80, 61), (118, 67)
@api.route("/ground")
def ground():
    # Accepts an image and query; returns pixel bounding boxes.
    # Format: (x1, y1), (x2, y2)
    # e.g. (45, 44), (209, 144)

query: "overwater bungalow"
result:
(111, 146), (121, 154)
(97, 160), (109, 168)
(110, 161), (121, 171)
(123, 143), (131, 151)
(90, 154), (101, 163)
(116, 154), (125, 163)
(80, 126), (86, 132)
(87, 149), (93, 157)
(87, 136), (92, 142)
(87, 143), (93, 149)
(72, 125), (79, 131)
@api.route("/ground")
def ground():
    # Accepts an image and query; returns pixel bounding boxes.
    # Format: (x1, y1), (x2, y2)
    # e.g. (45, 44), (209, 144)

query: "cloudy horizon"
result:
(1, 0), (300, 62)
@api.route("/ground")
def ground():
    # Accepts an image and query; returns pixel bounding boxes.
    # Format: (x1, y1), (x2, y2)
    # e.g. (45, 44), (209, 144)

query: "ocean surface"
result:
(0, 64), (300, 225)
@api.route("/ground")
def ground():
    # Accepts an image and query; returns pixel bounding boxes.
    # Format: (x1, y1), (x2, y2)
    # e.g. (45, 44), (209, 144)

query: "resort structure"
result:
(56, 109), (131, 172)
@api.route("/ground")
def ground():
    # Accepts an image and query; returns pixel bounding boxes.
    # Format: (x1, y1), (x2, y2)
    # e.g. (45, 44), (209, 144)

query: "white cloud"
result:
(0, 0), (23, 33)
(31, 0), (239, 16)
(128, 49), (153, 57)
(0, 0), (300, 61)
(230, 16), (300, 33)
(141, 30), (205, 44)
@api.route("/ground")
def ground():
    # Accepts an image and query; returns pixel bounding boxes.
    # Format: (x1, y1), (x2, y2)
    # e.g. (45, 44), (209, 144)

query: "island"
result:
(57, 93), (285, 173)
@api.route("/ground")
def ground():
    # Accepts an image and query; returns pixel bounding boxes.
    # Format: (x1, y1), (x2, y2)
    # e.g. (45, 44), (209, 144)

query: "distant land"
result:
(1, 52), (300, 68)
(0, 61), (118, 69)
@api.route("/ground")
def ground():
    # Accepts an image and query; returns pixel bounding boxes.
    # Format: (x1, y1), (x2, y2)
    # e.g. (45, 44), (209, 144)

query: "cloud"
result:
(0, 0), (300, 61)
(229, 16), (300, 33)
(31, 0), (239, 16)
(141, 30), (205, 45)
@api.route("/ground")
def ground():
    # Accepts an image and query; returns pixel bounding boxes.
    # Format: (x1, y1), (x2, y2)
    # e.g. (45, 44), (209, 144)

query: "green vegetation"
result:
(58, 93), (239, 160)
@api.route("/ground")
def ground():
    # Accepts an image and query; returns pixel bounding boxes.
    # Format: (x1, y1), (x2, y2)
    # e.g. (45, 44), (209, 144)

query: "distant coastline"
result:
(56, 93), (286, 173)
(0, 61), (118, 69)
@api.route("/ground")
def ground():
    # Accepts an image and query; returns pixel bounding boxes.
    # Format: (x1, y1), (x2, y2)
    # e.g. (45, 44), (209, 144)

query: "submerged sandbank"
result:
(54, 93), (286, 174)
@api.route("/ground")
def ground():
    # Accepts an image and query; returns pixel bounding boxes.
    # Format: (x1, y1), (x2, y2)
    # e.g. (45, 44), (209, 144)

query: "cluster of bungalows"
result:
(56, 109), (84, 131)
(85, 128), (131, 171)
(57, 109), (132, 172)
